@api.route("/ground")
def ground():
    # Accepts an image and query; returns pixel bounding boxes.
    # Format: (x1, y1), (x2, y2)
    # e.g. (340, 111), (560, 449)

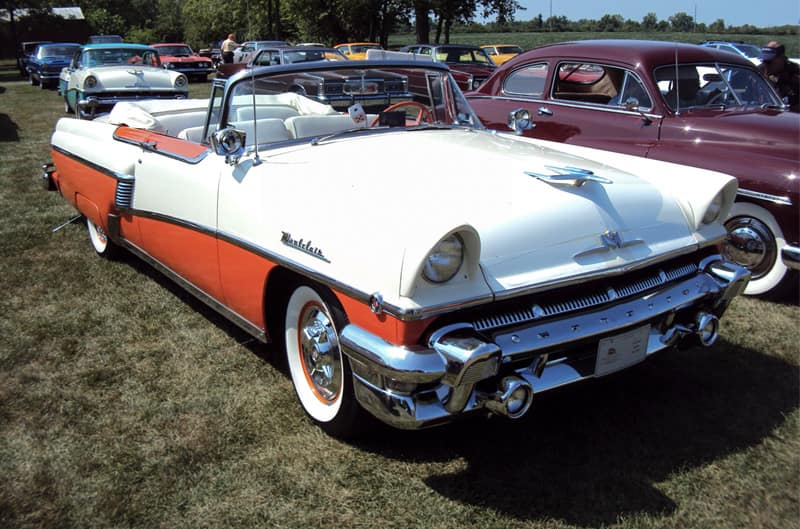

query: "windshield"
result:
(157, 45), (193, 56)
(734, 43), (762, 59)
(654, 63), (782, 111)
(83, 48), (160, 67)
(41, 46), (79, 58)
(437, 48), (493, 65)
(221, 62), (482, 147)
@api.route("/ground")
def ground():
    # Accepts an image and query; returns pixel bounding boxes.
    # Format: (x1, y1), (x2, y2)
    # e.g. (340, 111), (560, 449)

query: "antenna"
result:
(250, 63), (262, 166)
(674, 46), (681, 114)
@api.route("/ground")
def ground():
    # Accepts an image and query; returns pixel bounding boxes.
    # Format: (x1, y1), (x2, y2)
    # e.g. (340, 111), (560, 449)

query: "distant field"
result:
(389, 31), (799, 57)
(0, 60), (798, 529)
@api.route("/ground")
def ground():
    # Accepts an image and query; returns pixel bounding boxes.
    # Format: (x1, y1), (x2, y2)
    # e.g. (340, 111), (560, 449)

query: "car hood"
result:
(668, 108), (799, 157)
(161, 55), (212, 63)
(261, 129), (722, 297)
(81, 65), (183, 89)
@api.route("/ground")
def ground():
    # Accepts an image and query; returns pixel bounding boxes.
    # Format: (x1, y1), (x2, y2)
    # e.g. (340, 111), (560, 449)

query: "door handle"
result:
(538, 107), (553, 116)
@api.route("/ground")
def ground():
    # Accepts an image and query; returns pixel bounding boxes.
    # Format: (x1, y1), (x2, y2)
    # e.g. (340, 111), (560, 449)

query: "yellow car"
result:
(333, 42), (383, 60)
(480, 44), (523, 65)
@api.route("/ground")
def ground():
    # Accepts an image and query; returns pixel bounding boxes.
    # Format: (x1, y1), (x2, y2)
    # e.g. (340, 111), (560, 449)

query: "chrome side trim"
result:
(737, 188), (793, 206)
(112, 130), (210, 164)
(467, 94), (663, 120)
(107, 214), (267, 342)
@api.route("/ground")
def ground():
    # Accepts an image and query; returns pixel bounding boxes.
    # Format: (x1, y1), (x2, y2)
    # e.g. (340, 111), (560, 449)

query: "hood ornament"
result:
(574, 230), (645, 260)
(526, 166), (613, 187)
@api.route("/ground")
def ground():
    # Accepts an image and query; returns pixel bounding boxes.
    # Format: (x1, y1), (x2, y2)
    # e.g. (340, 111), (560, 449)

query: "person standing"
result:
(221, 33), (240, 64)
(759, 41), (800, 112)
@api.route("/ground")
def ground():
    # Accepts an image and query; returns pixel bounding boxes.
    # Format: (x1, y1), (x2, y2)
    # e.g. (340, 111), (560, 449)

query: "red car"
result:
(467, 40), (799, 297)
(150, 43), (215, 81)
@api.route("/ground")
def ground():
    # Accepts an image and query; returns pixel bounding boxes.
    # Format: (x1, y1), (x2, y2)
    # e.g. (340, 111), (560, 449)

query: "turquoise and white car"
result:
(59, 43), (189, 119)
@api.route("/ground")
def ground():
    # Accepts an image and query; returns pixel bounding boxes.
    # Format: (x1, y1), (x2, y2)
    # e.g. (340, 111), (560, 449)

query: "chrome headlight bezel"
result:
(422, 234), (464, 284)
(174, 74), (188, 88)
(84, 75), (97, 89)
(702, 191), (724, 225)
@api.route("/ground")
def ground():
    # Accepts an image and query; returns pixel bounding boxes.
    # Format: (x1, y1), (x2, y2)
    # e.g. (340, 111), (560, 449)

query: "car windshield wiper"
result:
(309, 127), (372, 145)
(309, 123), (463, 145)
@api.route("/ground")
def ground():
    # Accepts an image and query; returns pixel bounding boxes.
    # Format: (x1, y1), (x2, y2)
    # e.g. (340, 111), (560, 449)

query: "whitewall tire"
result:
(724, 202), (789, 296)
(86, 217), (117, 258)
(284, 285), (362, 437)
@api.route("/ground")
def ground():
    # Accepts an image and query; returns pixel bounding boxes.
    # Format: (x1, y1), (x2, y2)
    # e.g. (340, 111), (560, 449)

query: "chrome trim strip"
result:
(467, 94), (663, 119)
(51, 145), (134, 182)
(782, 244), (800, 271)
(107, 214), (267, 342)
(736, 188), (793, 206)
(112, 130), (210, 164)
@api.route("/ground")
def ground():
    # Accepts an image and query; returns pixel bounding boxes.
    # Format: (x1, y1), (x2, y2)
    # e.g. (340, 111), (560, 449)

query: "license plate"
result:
(595, 325), (650, 377)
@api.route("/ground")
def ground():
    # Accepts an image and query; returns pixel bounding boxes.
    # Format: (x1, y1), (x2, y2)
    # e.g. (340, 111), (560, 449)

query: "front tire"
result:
(723, 202), (789, 296)
(284, 285), (363, 437)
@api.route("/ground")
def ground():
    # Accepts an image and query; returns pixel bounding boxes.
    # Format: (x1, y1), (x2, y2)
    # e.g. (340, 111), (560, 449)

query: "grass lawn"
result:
(0, 57), (798, 529)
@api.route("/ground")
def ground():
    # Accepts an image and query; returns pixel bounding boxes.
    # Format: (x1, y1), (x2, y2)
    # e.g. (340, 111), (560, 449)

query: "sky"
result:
(513, 0), (800, 29)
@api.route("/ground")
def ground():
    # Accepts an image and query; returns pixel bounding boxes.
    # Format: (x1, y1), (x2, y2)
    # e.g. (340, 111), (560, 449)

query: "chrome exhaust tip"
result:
(483, 376), (533, 419)
(695, 312), (720, 347)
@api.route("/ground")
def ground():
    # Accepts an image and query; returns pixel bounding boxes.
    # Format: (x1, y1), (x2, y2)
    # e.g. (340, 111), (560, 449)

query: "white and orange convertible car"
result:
(45, 60), (750, 437)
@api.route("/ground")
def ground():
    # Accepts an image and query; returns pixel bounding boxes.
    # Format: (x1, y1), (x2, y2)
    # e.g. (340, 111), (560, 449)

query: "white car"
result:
(45, 60), (750, 437)
(59, 43), (189, 119)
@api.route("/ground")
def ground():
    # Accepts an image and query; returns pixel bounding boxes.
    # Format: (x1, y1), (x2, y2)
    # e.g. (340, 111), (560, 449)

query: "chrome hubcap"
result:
(299, 305), (341, 401)
(723, 217), (777, 279)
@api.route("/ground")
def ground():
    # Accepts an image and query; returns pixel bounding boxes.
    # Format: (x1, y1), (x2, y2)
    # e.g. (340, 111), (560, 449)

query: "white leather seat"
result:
(284, 114), (359, 139)
(230, 118), (292, 145)
(235, 105), (301, 122)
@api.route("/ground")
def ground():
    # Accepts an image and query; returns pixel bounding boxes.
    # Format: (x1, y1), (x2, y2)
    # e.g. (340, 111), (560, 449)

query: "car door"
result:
(125, 131), (226, 303)
(470, 60), (661, 157)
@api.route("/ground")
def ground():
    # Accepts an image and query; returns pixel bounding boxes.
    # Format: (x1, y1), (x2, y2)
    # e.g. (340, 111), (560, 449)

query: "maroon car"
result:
(467, 40), (799, 297)
(150, 43), (215, 81)
(399, 44), (496, 93)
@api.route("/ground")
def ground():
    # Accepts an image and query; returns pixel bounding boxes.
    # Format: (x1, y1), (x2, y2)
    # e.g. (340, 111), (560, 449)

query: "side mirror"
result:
(507, 108), (534, 135)
(624, 97), (640, 111)
(211, 127), (247, 165)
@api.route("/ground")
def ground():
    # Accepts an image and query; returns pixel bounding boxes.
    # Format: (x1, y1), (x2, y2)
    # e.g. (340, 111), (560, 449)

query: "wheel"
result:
(86, 217), (118, 258)
(284, 284), (363, 437)
(723, 202), (789, 296)
(371, 101), (433, 127)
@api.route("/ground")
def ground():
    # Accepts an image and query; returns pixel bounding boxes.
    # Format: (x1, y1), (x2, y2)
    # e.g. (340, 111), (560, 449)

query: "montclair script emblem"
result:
(281, 231), (330, 263)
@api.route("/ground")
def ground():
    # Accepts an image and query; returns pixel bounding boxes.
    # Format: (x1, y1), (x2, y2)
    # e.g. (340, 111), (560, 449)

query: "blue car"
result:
(27, 42), (81, 89)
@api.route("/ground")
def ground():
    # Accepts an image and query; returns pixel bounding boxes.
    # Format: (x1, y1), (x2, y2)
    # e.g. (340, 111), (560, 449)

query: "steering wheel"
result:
(370, 101), (433, 127)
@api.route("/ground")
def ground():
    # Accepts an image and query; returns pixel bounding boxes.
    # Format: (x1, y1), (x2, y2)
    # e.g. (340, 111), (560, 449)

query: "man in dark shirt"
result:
(759, 41), (800, 112)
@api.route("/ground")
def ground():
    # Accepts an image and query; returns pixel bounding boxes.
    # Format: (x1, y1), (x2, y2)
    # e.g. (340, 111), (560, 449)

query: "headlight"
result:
(423, 234), (464, 283)
(164, 62), (175, 69)
(175, 75), (188, 88)
(702, 192), (724, 224)
(84, 76), (97, 89)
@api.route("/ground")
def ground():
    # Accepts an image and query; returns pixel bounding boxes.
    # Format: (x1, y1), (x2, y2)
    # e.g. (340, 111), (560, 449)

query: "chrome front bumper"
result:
(782, 244), (800, 271)
(341, 256), (750, 429)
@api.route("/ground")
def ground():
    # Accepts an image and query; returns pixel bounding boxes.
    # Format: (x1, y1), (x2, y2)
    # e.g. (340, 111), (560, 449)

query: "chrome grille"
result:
(115, 181), (134, 208)
(472, 261), (700, 333)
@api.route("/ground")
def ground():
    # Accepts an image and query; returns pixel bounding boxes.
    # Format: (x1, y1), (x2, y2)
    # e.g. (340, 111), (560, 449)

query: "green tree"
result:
(669, 11), (694, 32)
(642, 12), (658, 30)
(709, 18), (725, 32)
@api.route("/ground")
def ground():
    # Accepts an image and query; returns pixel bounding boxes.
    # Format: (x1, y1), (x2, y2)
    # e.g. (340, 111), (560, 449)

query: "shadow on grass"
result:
(0, 114), (20, 141)
(111, 250), (798, 527)
(353, 342), (798, 527)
